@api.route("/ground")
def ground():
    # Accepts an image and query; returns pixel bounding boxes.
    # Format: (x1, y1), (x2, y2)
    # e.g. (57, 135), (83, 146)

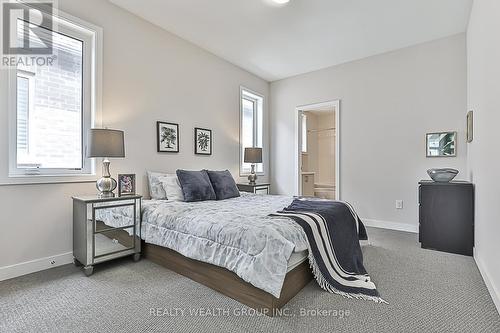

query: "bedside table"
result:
(72, 194), (142, 276)
(237, 183), (270, 194)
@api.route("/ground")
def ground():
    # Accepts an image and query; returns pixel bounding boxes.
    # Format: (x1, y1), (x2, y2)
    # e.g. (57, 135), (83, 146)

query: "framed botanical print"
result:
(157, 121), (179, 153)
(118, 174), (136, 196)
(194, 128), (212, 155)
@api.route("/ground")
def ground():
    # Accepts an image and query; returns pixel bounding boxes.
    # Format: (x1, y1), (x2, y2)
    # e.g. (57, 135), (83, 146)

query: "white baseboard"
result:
(474, 249), (500, 315)
(362, 218), (418, 233)
(0, 252), (73, 282)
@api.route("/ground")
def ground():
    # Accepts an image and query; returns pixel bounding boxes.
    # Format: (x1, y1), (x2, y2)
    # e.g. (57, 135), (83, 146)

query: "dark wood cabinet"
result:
(418, 181), (474, 256)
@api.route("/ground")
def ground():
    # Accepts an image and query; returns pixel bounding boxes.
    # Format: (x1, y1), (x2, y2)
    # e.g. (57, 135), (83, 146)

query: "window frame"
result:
(6, 3), (102, 182)
(301, 113), (307, 153)
(239, 86), (264, 176)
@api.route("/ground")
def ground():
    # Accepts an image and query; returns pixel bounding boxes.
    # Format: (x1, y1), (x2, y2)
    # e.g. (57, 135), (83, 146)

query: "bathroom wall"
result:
(315, 112), (335, 186)
(304, 112), (318, 173)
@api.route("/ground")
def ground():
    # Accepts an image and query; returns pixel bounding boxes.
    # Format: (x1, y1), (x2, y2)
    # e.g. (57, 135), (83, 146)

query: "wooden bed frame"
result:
(142, 241), (313, 316)
(96, 221), (312, 316)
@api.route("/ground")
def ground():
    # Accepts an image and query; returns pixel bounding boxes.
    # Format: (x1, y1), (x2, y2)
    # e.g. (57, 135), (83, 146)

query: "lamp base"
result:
(96, 159), (117, 197)
(248, 164), (257, 184)
(98, 191), (115, 198)
(248, 173), (257, 185)
(96, 176), (117, 198)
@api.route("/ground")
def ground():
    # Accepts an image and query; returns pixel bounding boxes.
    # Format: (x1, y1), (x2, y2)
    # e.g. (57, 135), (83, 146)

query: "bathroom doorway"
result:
(295, 100), (340, 200)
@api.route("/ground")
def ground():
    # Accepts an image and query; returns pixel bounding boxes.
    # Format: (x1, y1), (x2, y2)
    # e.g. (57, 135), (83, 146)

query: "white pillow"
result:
(147, 171), (168, 200)
(159, 174), (184, 202)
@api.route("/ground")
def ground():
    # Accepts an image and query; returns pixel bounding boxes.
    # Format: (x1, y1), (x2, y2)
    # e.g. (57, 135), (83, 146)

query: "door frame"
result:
(294, 100), (340, 199)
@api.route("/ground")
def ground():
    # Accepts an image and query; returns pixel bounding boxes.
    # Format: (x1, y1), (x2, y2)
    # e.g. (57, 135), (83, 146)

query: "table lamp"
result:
(87, 129), (125, 197)
(244, 147), (262, 184)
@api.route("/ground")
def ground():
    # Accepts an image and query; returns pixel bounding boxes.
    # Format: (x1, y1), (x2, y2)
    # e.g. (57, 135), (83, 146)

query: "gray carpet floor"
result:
(1, 227), (499, 333)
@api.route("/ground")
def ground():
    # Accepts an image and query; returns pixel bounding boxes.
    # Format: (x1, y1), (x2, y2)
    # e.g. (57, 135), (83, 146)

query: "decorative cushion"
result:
(147, 171), (168, 200)
(207, 170), (240, 200)
(176, 170), (216, 202)
(158, 174), (184, 202)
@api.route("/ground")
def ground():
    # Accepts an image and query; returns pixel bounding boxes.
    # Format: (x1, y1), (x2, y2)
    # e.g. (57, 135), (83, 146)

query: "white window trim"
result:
(239, 86), (265, 177)
(5, 3), (103, 185)
(301, 113), (307, 153)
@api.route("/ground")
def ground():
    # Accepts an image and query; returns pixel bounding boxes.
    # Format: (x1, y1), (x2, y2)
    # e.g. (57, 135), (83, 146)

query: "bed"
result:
(96, 192), (313, 315)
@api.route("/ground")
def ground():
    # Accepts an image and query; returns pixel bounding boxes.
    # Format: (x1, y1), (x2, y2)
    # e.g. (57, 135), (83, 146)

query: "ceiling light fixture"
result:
(272, 0), (290, 4)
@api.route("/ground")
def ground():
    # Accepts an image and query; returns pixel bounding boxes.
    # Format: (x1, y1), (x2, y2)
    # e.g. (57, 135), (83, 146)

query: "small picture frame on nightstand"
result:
(118, 174), (136, 196)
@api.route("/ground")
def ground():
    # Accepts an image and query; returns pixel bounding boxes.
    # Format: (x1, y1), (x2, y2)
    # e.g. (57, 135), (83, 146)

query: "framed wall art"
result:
(157, 121), (179, 153)
(194, 128), (212, 155)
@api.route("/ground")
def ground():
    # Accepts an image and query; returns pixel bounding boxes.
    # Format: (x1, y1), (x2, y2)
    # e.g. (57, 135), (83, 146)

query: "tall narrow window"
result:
(240, 88), (264, 175)
(8, 5), (99, 177)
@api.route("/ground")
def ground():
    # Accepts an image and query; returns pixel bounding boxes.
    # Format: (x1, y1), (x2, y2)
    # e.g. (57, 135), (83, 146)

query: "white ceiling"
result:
(109, 0), (473, 81)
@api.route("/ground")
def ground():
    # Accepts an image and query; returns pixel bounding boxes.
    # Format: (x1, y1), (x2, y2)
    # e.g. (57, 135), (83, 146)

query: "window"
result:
(8, 5), (100, 178)
(240, 87), (264, 175)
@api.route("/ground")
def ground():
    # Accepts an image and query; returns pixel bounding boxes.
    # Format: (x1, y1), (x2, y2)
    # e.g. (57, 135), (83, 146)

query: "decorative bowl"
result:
(427, 168), (459, 183)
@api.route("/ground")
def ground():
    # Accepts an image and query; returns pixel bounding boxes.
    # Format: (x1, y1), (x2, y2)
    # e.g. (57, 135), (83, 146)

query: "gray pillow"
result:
(207, 170), (240, 200)
(176, 170), (216, 202)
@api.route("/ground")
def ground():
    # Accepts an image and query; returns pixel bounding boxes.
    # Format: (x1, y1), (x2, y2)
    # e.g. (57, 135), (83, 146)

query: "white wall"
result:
(270, 34), (467, 229)
(0, 0), (269, 278)
(466, 0), (500, 312)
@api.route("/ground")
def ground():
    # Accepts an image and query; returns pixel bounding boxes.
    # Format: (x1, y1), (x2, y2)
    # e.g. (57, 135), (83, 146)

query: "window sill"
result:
(1, 174), (97, 186)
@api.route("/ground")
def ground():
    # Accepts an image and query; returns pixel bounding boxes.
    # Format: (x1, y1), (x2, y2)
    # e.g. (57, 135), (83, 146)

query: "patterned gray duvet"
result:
(98, 193), (308, 298)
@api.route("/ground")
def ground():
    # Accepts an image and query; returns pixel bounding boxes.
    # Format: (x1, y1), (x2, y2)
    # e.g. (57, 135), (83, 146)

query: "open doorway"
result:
(295, 100), (340, 200)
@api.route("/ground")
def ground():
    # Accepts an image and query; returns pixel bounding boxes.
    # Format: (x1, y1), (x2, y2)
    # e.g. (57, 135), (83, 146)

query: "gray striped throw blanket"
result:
(271, 199), (386, 303)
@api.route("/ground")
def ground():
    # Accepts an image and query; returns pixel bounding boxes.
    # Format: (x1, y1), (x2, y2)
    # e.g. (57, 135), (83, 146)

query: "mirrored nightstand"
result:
(72, 195), (142, 276)
(237, 183), (270, 195)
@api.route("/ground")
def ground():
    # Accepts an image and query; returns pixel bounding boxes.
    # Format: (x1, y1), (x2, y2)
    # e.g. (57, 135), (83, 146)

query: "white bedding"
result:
(96, 192), (308, 298)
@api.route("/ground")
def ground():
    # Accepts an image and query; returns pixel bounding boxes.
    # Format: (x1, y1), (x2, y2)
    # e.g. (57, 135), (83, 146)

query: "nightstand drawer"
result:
(94, 226), (137, 258)
(254, 186), (269, 195)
